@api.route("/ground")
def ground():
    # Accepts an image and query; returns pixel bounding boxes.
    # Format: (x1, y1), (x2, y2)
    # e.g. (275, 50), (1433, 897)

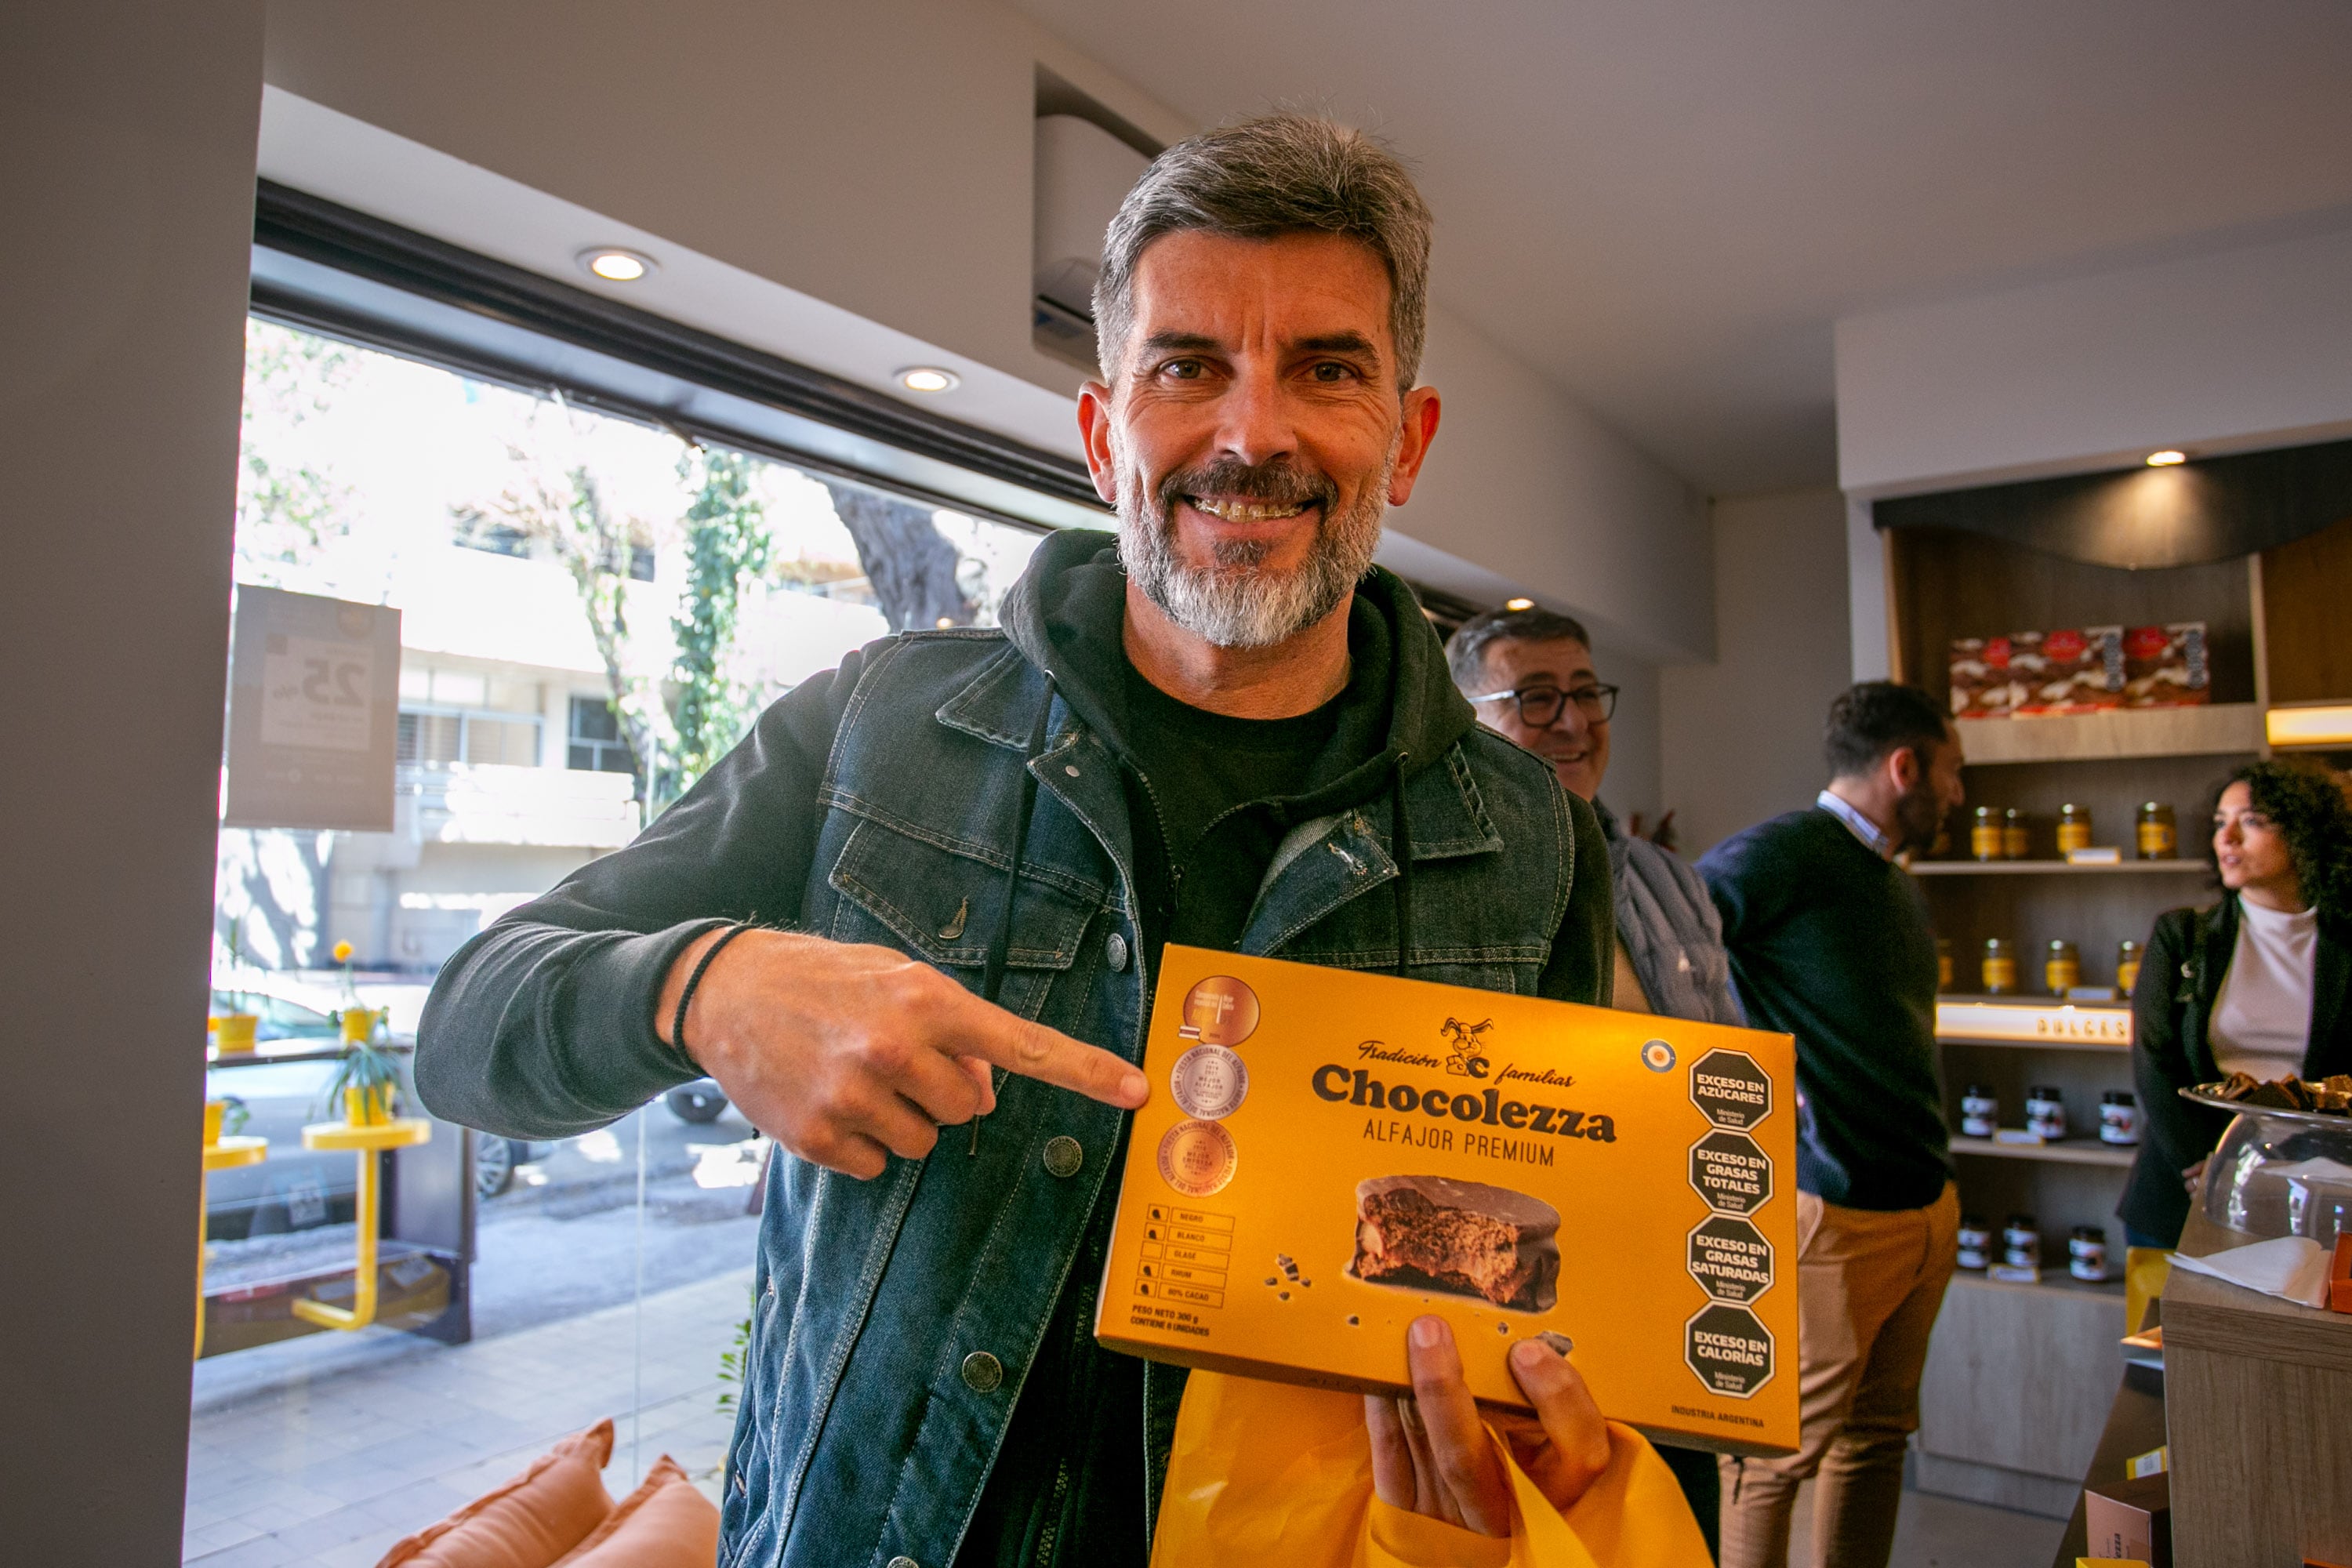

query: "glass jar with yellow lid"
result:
(2116, 938), (2143, 997)
(1969, 806), (2002, 862)
(2056, 803), (2092, 856)
(1981, 937), (2018, 996)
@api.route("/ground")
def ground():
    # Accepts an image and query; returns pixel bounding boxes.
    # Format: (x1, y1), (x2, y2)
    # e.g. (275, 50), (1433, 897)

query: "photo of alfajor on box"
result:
(1095, 944), (1800, 1456)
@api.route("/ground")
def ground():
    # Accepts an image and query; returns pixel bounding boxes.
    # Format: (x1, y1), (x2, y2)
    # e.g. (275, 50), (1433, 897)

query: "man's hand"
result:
(2182, 1156), (2208, 1196)
(1364, 1316), (1613, 1537)
(661, 928), (1149, 1178)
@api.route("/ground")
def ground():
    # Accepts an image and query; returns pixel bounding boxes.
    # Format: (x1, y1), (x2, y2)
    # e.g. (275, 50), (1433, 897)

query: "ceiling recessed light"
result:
(898, 367), (960, 394)
(1504, 597), (1535, 612)
(579, 247), (655, 282)
(2145, 449), (2186, 467)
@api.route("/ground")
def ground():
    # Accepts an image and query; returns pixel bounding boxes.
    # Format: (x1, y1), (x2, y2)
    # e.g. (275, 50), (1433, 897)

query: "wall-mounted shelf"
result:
(1953, 704), (2263, 765)
(1883, 497), (2352, 1520)
(1936, 999), (2133, 1047)
(1947, 1269), (2128, 1302)
(1951, 1137), (2136, 1169)
(1911, 858), (2206, 877)
(1938, 1031), (2133, 1051)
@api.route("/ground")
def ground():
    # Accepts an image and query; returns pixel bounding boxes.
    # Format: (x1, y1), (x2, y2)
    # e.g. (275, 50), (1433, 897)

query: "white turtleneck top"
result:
(2208, 898), (2319, 1082)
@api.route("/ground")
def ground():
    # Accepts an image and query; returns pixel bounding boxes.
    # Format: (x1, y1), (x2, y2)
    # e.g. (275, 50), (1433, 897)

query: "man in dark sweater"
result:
(1697, 682), (1964, 1568)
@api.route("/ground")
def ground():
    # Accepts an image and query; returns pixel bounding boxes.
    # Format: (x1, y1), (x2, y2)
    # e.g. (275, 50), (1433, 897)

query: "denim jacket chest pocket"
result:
(825, 814), (1106, 1022)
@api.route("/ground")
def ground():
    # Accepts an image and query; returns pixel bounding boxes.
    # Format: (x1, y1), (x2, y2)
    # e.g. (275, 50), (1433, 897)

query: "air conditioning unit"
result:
(1034, 114), (1150, 358)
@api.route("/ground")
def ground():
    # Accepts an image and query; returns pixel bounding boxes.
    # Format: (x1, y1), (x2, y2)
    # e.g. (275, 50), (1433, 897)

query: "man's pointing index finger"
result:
(960, 1006), (1149, 1108)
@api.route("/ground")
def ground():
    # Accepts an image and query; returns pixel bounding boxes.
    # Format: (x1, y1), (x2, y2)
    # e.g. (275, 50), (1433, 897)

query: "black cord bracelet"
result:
(671, 922), (753, 1066)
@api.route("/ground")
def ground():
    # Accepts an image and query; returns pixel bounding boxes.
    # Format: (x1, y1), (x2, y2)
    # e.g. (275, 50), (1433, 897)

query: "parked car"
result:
(664, 1079), (731, 1123)
(205, 988), (539, 1236)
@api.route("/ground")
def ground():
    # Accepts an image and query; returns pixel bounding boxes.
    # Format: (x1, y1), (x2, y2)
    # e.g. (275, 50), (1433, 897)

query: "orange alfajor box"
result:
(1096, 944), (1800, 1456)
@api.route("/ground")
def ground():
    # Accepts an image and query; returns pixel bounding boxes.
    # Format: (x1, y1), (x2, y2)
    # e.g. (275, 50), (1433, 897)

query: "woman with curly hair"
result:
(2119, 758), (2352, 1247)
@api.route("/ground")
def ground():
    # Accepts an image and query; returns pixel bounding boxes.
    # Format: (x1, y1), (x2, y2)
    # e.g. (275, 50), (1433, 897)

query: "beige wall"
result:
(1592, 646), (1663, 831)
(259, 0), (1713, 663)
(1661, 488), (1853, 857)
(1838, 223), (2352, 498)
(1, 0), (267, 1555)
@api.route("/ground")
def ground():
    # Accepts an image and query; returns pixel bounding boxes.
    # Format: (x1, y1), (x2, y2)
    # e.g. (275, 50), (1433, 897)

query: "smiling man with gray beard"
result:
(417, 114), (1624, 1567)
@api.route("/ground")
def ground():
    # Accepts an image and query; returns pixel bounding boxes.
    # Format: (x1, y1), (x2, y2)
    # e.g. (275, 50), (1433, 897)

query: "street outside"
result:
(467, 1102), (766, 1338)
(198, 1098), (765, 1353)
(187, 979), (770, 1563)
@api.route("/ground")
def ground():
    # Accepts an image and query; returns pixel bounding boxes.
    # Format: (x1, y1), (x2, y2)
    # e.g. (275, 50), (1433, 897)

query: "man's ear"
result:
(1076, 381), (1120, 507)
(1886, 744), (1922, 793)
(1386, 386), (1443, 506)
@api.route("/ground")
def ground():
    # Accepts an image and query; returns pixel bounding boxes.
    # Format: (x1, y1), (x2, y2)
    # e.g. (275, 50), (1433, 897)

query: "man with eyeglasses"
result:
(1447, 603), (1743, 1556)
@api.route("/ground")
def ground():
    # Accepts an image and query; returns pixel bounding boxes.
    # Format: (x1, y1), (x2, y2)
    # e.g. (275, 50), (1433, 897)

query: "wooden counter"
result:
(2161, 1218), (2352, 1566)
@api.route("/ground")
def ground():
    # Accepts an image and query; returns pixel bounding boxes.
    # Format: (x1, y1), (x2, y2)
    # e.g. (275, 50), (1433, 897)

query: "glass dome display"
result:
(2187, 1087), (2352, 1251)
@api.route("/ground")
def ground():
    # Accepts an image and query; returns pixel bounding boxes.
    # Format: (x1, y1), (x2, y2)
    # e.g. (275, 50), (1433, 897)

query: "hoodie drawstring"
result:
(973, 674), (1058, 1155)
(1389, 750), (1414, 978)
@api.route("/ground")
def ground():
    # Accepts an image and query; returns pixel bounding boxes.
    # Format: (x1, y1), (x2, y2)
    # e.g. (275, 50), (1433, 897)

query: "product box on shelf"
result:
(1949, 636), (2015, 719)
(1951, 626), (2129, 718)
(2021, 626), (2125, 715)
(2084, 1471), (2172, 1568)
(2121, 623), (2209, 708)
(1096, 945), (1801, 1455)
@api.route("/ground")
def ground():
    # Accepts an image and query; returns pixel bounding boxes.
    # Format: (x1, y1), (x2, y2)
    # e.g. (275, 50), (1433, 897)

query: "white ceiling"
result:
(1010, 0), (2352, 495)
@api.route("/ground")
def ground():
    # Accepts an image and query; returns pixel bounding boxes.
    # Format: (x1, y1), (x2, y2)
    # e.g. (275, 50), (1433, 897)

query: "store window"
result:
(193, 196), (1060, 1563)
(566, 695), (637, 774)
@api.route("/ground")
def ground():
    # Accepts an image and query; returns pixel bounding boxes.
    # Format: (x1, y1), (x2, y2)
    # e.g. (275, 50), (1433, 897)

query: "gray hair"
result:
(1445, 605), (1592, 691)
(1094, 114), (1433, 390)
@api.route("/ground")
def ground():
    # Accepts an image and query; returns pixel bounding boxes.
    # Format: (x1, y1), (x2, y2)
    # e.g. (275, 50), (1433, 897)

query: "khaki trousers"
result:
(1717, 1181), (1959, 1568)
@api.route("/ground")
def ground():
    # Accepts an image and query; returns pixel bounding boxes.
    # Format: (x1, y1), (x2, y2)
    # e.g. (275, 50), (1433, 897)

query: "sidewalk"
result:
(183, 1269), (753, 1566)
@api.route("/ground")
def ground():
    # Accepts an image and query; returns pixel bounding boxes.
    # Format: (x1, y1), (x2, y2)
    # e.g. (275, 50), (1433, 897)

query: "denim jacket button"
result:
(1043, 1135), (1083, 1178)
(1105, 932), (1130, 972)
(887, 1557), (921, 1568)
(960, 1350), (1004, 1393)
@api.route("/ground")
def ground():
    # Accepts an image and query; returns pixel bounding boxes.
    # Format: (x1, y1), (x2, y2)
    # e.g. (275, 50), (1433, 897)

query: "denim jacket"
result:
(417, 535), (1608, 1568)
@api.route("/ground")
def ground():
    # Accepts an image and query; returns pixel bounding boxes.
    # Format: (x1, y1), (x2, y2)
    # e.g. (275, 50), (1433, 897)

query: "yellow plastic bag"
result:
(1152, 1370), (1711, 1567)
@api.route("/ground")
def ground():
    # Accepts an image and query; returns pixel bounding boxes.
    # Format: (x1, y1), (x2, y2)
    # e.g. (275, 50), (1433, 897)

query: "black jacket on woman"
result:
(2119, 895), (2352, 1244)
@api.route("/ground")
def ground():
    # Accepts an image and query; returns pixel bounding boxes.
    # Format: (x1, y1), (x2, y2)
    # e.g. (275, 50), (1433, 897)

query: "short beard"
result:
(1116, 448), (1388, 650)
(1893, 779), (1946, 856)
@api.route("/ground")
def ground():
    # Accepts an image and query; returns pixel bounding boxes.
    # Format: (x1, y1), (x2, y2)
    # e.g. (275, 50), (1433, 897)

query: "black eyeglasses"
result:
(1466, 682), (1620, 727)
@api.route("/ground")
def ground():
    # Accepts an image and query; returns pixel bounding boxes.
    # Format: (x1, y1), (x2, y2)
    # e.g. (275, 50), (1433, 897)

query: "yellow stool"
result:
(197, 1135), (268, 1356)
(292, 1118), (432, 1330)
(2123, 1245), (2173, 1337)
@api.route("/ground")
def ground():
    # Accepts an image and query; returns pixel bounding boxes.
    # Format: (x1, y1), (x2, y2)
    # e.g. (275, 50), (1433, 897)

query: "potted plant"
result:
(202, 1096), (249, 1148)
(328, 940), (379, 1046)
(320, 1034), (401, 1127)
(211, 915), (260, 1055)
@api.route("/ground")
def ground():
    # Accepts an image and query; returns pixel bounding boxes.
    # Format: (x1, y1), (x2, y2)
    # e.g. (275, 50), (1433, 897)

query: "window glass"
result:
(191, 316), (1045, 1563)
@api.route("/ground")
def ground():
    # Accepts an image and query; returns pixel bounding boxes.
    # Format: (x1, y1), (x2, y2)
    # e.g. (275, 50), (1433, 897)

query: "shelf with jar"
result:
(1875, 452), (2352, 1517)
(1909, 858), (2205, 877)
(1935, 996), (2132, 1048)
(1951, 702), (2265, 765)
(1949, 1138), (2136, 1169)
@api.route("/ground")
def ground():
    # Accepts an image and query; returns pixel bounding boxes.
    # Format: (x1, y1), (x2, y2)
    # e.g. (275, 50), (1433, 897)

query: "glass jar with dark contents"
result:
(2002, 1214), (2041, 1270)
(2002, 807), (2031, 860)
(1956, 1216), (1992, 1271)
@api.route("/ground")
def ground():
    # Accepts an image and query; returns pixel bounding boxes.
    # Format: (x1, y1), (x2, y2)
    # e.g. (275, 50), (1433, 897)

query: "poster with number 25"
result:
(223, 586), (401, 832)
